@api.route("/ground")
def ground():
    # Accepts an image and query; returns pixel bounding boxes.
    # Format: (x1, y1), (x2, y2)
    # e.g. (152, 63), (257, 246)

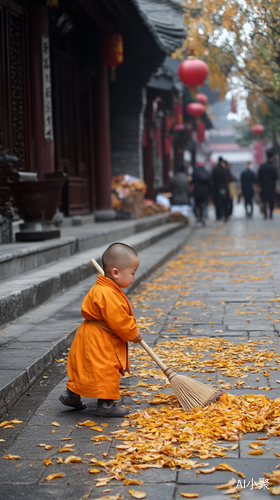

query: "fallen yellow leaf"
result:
(44, 473), (65, 481)
(77, 420), (96, 427)
(247, 450), (264, 455)
(36, 444), (53, 450)
(215, 464), (237, 473)
(128, 491), (147, 499)
(43, 459), (53, 467)
(199, 467), (216, 474)
(270, 486), (280, 495)
(4, 454), (20, 460)
(64, 455), (83, 464)
(91, 435), (112, 441)
(123, 480), (143, 485)
(216, 478), (236, 489)
(88, 468), (101, 474)
(181, 495), (199, 498)
(91, 426), (103, 432)
(237, 471), (245, 478)
(51, 422), (60, 427)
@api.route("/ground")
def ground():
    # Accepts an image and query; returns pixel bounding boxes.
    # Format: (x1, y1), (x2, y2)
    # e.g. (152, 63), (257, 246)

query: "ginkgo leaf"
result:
(88, 468), (101, 474)
(77, 420), (96, 427)
(43, 459), (53, 467)
(216, 478), (236, 489)
(44, 473), (65, 481)
(128, 491), (147, 499)
(247, 450), (263, 455)
(215, 464), (237, 472)
(4, 454), (20, 460)
(237, 472), (245, 478)
(36, 444), (53, 450)
(123, 480), (143, 485)
(51, 422), (61, 427)
(91, 426), (103, 432)
(64, 455), (83, 464)
(181, 495), (199, 498)
(199, 468), (216, 474)
(91, 435), (112, 441)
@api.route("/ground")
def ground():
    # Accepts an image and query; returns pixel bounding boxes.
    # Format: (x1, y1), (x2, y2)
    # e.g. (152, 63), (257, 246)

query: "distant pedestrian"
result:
(240, 162), (257, 217)
(192, 164), (212, 226)
(212, 157), (231, 221)
(227, 162), (237, 217)
(169, 164), (189, 217)
(258, 148), (278, 219)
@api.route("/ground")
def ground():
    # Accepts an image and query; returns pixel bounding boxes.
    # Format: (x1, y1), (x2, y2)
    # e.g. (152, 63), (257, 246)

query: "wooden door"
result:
(52, 51), (93, 215)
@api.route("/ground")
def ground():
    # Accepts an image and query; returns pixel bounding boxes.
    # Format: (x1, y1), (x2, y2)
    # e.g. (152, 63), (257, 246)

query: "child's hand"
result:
(132, 332), (143, 343)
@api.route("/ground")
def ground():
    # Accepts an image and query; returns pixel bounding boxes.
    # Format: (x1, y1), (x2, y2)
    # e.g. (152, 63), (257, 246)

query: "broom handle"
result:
(90, 257), (169, 374)
(139, 339), (169, 372)
(90, 258), (104, 275)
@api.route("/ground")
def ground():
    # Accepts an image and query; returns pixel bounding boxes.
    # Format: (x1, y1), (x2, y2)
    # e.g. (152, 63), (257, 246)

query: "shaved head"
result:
(102, 243), (138, 274)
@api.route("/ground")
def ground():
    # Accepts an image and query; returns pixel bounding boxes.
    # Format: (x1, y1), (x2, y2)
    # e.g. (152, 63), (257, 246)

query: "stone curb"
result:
(0, 225), (193, 417)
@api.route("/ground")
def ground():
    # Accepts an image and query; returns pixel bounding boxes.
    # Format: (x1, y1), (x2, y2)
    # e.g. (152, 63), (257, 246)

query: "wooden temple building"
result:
(0, 0), (190, 220)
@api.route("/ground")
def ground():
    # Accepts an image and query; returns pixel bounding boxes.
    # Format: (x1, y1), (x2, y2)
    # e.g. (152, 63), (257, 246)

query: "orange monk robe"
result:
(66, 275), (138, 400)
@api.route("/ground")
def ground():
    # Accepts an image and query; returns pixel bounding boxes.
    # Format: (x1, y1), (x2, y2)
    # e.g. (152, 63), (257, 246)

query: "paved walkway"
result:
(1, 205), (280, 499)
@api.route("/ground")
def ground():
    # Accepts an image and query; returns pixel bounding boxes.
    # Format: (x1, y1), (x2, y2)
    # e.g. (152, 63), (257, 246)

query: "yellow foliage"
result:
(174, 0), (280, 101)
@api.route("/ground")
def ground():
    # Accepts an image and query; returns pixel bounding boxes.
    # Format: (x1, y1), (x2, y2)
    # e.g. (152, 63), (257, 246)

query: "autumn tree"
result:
(175, 0), (280, 101)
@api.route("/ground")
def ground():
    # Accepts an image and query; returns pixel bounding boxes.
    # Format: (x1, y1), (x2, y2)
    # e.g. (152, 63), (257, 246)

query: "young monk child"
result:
(59, 242), (142, 417)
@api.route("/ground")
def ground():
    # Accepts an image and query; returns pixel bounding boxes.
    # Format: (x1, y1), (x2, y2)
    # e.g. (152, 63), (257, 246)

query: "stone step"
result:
(0, 214), (170, 282)
(0, 225), (192, 417)
(0, 221), (185, 326)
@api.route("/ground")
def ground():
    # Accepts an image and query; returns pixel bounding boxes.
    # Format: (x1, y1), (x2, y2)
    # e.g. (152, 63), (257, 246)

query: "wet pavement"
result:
(1, 203), (280, 499)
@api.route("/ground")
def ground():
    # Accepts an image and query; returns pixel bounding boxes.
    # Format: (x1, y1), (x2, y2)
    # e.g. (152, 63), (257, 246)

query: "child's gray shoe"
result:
(95, 399), (128, 418)
(59, 388), (87, 410)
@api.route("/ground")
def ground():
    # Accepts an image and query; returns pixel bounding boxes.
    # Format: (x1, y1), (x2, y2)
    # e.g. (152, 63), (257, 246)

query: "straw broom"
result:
(90, 258), (224, 411)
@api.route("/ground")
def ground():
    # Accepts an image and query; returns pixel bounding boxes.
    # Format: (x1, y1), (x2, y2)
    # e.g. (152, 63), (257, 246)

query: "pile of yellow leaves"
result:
(83, 392), (279, 477)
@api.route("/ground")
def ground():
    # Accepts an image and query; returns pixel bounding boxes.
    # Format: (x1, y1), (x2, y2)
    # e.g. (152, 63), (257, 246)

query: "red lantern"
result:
(196, 93), (208, 105)
(102, 33), (123, 67)
(186, 103), (205, 118)
(178, 59), (209, 86)
(197, 121), (205, 143)
(251, 124), (264, 136)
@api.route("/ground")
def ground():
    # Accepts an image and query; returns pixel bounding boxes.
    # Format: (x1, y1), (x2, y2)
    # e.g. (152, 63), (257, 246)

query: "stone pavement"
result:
(1, 204), (280, 499)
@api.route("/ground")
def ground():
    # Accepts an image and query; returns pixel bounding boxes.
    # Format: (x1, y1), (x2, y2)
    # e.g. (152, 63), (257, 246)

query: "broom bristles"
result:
(168, 372), (224, 412)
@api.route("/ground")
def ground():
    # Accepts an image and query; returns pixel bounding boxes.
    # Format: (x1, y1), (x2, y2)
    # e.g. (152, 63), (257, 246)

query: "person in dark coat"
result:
(169, 164), (189, 216)
(212, 157), (231, 221)
(192, 164), (212, 226)
(240, 162), (257, 217)
(258, 148), (278, 219)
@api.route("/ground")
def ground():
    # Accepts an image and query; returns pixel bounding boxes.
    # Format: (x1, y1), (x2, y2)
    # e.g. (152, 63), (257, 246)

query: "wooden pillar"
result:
(163, 137), (170, 186)
(94, 65), (115, 221)
(143, 92), (154, 200)
(28, 1), (54, 178)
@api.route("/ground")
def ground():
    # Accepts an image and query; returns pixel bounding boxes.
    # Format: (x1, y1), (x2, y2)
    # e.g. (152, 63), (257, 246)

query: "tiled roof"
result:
(133, 0), (185, 53)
